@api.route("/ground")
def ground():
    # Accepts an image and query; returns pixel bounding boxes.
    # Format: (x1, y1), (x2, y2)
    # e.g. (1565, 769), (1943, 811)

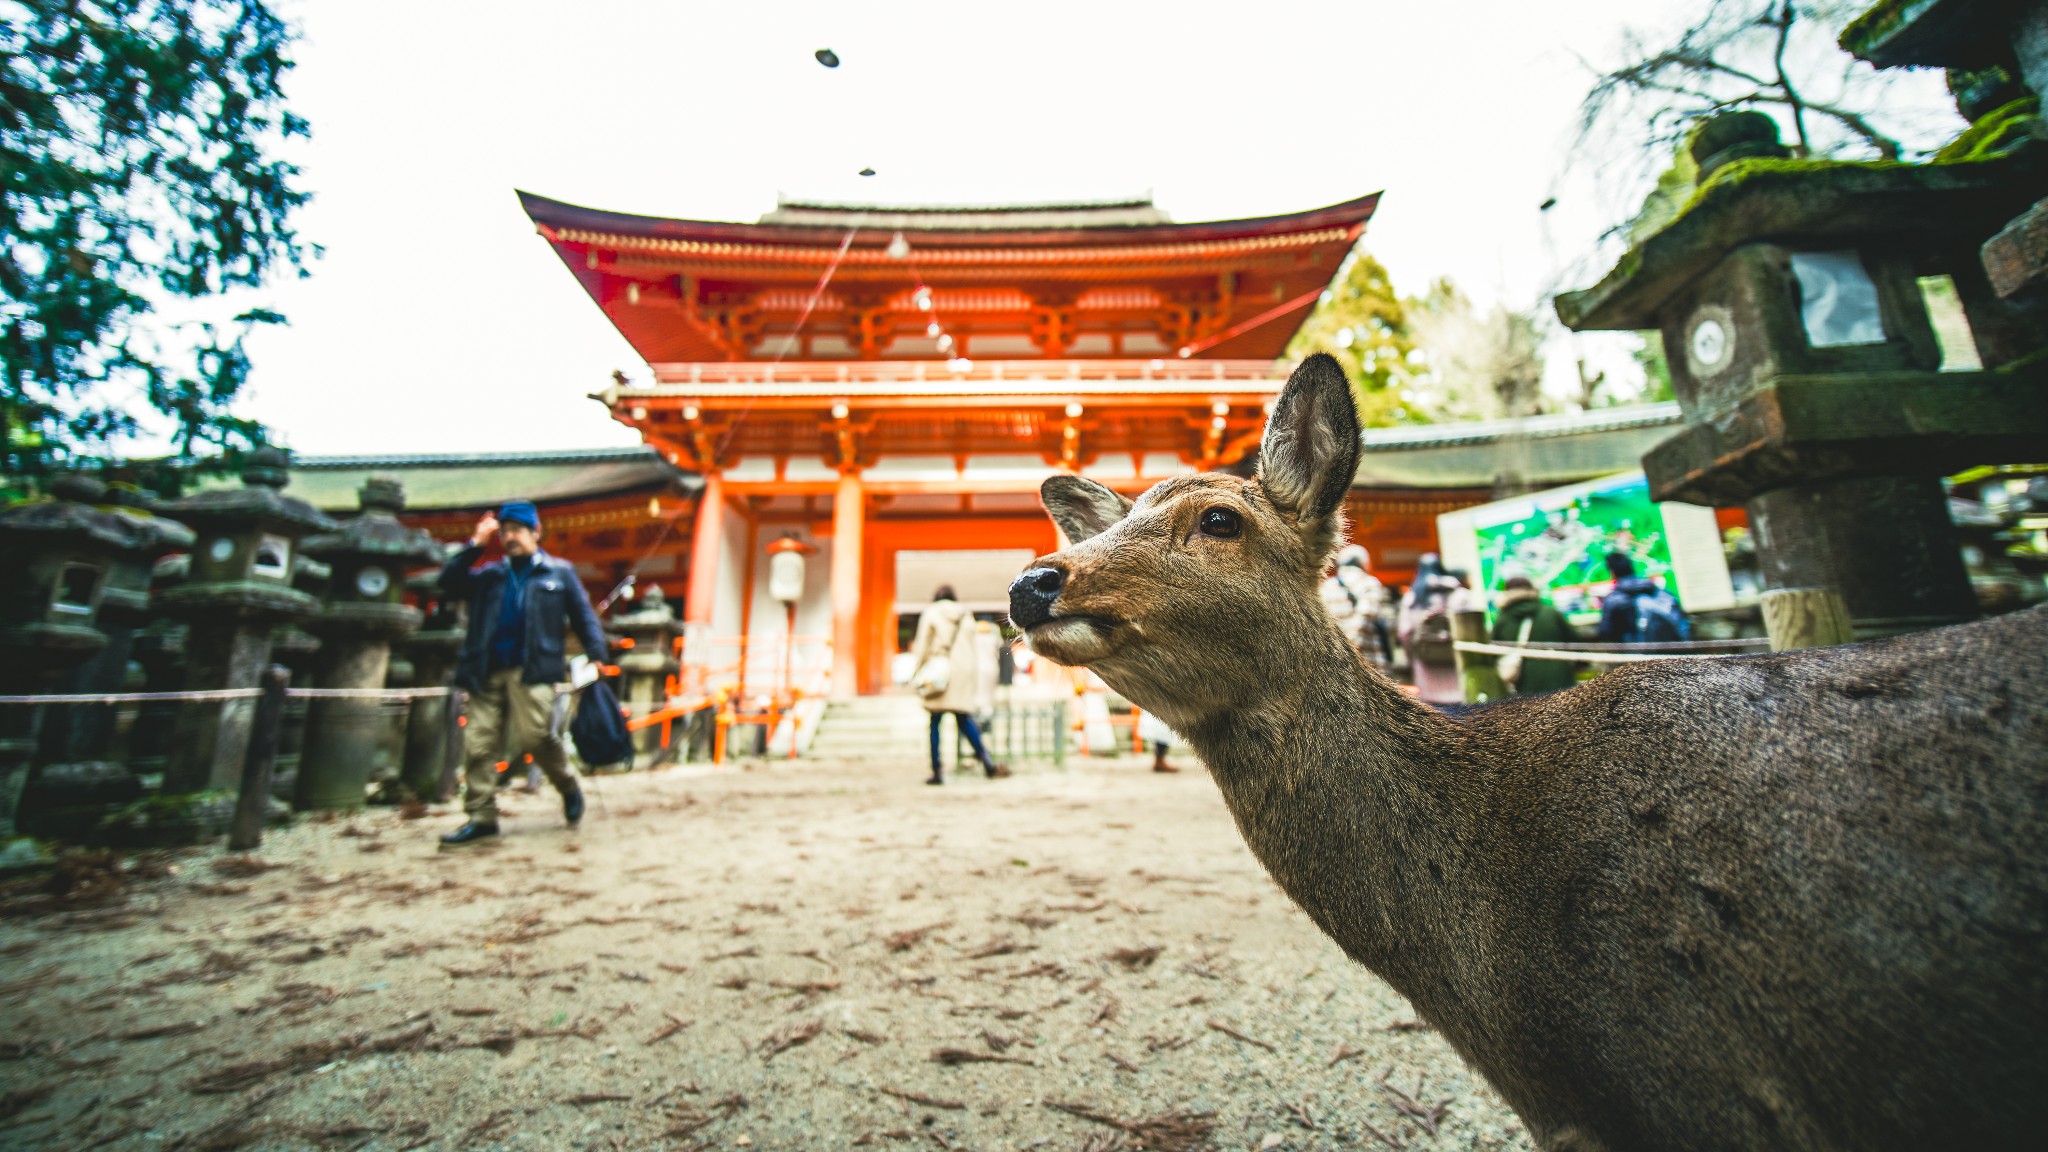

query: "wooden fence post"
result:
(229, 665), (290, 852)
(1761, 587), (1855, 652)
(1451, 610), (1509, 705)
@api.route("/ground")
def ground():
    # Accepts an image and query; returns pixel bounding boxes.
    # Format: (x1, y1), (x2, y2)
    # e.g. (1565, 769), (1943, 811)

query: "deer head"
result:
(1010, 353), (1363, 729)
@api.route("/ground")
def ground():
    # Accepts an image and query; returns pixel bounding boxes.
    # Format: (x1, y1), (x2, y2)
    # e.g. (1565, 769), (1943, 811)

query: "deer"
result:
(1007, 353), (2047, 1151)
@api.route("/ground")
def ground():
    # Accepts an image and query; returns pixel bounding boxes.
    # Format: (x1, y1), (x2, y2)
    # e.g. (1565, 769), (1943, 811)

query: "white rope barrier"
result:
(288, 687), (454, 700)
(1453, 640), (1757, 665)
(0, 688), (263, 705)
(1491, 637), (1766, 652)
(0, 686), (454, 705)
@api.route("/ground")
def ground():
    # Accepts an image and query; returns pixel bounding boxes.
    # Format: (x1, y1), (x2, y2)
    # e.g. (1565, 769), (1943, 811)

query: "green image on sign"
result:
(1469, 473), (1682, 625)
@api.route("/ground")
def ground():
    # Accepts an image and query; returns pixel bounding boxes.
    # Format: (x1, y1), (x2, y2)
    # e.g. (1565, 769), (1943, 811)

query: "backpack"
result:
(569, 678), (635, 770)
(1630, 588), (1692, 644)
(1412, 600), (1456, 664)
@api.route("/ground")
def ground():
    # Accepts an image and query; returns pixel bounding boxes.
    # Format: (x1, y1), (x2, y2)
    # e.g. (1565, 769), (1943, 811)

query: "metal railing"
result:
(954, 698), (1068, 771)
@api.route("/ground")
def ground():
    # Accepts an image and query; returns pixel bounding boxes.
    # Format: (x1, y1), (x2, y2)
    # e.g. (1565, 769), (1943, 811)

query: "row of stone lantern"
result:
(0, 451), (447, 843)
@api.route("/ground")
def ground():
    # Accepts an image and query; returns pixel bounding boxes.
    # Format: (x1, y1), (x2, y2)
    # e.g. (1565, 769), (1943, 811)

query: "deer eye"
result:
(1198, 507), (1242, 539)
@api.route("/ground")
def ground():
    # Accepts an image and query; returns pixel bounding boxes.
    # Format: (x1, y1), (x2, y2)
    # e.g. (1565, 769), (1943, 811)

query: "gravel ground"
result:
(0, 752), (1534, 1151)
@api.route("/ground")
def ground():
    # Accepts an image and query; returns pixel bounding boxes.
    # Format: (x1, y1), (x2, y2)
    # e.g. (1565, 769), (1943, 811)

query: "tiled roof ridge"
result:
(292, 446), (664, 470)
(1358, 403), (1682, 451)
(772, 195), (1156, 213)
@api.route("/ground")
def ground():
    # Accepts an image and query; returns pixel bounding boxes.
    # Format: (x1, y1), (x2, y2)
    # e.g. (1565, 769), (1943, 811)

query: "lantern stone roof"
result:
(165, 450), (339, 536)
(1556, 147), (2047, 331)
(301, 478), (445, 564)
(0, 497), (196, 556)
(1839, 0), (2010, 68)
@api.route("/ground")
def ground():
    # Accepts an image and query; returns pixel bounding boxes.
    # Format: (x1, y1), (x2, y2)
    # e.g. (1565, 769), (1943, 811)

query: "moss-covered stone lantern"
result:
(1556, 106), (2048, 634)
(157, 448), (337, 794)
(18, 478), (196, 837)
(294, 475), (442, 810)
(0, 479), (192, 837)
(1842, 0), (2048, 308)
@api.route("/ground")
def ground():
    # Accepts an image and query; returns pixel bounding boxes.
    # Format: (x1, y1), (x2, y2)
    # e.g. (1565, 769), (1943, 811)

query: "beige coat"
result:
(910, 599), (982, 714)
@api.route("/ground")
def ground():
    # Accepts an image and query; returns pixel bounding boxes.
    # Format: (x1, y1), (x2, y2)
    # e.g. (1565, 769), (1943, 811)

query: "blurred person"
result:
(436, 501), (609, 847)
(972, 616), (1002, 721)
(1598, 552), (1692, 645)
(1320, 544), (1388, 662)
(1137, 709), (1182, 773)
(1397, 553), (1472, 705)
(1491, 576), (1578, 695)
(908, 586), (1009, 785)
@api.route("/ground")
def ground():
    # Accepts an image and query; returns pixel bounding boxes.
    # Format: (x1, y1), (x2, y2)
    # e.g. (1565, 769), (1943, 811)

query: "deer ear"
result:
(1257, 352), (1360, 525)
(1040, 475), (1133, 543)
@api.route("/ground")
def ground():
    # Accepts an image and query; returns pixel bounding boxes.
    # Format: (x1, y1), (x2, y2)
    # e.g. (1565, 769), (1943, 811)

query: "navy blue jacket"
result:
(440, 545), (609, 693)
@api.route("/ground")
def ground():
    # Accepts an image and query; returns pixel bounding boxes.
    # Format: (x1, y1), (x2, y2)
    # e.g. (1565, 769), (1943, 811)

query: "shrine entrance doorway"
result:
(857, 518), (1058, 695)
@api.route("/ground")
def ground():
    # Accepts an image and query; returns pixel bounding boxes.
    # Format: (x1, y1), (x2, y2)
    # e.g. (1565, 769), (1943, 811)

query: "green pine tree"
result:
(1, 0), (312, 487)
(1286, 249), (1426, 427)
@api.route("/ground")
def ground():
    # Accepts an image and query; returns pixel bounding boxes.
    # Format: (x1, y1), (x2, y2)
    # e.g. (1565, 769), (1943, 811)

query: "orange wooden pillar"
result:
(685, 471), (725, 629)
(830, 469), (864, 699)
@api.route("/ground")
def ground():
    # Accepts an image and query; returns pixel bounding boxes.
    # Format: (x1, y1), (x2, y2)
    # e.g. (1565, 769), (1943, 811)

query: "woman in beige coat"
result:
(908, 586), (1009, 784)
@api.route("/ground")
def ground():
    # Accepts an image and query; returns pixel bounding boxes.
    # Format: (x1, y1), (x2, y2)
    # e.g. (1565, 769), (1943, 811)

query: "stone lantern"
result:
(17, 478), (195, 837)
(294, 475), (441, 810)
(35, 478), (195, 764)
(1556, 109), (2048, 634)
(397, 567), (464, 801)
(609, 582), (680, 759)
(157, 448), (337, 794)
(0, 480), (191, 837)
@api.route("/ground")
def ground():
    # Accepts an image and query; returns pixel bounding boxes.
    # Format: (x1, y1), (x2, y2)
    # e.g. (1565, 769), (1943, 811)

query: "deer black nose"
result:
(1009, 567), (1065, 629)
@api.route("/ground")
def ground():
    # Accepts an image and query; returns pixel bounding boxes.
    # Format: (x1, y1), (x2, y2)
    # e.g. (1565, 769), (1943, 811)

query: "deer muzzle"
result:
(1008, 566), (1066, 630)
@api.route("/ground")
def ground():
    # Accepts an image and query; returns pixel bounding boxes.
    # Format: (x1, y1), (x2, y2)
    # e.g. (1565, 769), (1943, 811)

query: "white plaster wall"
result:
(708, 506), (750, 654)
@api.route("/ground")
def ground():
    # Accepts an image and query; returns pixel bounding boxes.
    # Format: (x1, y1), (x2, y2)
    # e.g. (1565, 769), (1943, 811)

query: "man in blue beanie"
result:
(435, 500), (609, 846)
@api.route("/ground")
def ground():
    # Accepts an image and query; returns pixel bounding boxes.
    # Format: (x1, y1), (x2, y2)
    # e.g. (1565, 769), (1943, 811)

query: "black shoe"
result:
(439, 822), (499, 848)
(562, 786), (585, 827)
(985, 762), (1012, 779)
(925, 774), (944, 786)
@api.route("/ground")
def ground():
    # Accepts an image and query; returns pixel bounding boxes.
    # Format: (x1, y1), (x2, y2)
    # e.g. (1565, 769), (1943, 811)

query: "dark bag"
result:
(1632, 589), (1692, 644)
(569, 678), (635, 770)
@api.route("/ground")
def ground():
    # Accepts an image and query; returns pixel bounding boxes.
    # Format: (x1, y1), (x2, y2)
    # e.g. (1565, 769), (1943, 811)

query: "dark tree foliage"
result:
(1, 0), (310, 483)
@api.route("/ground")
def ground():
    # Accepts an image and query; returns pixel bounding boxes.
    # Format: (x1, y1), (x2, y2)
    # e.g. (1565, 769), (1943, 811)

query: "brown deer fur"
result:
(1016, 353), (2047, 1151)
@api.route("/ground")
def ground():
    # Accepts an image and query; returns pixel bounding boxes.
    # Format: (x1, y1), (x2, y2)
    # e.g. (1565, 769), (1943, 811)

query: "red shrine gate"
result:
(520, 193), (1379, 695)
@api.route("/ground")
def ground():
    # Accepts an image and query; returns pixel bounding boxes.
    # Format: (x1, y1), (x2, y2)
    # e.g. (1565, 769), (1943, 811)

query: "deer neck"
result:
(1174, 611), (1476, 990)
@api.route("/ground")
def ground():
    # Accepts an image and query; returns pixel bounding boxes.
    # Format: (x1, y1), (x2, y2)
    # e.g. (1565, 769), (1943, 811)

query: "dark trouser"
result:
(929, 711), (992, 775)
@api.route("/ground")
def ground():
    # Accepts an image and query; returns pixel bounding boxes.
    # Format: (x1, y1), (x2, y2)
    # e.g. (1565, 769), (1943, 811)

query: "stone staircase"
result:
(806, 694), (931, 762)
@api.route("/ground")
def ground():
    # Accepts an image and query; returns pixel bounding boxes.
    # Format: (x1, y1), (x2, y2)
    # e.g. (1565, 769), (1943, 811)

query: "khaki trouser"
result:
(463, 668), (578, 821)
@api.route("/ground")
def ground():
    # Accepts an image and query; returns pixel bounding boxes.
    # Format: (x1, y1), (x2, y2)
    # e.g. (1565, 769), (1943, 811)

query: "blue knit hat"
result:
(498, 500), (540, 530)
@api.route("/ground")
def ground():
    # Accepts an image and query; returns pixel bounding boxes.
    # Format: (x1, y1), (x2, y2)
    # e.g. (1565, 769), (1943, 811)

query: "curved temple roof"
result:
(519, 191), (1380, 364)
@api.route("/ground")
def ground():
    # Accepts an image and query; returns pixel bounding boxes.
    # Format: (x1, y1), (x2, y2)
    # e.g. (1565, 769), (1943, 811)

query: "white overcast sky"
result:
(227, 0), (1954, 457)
